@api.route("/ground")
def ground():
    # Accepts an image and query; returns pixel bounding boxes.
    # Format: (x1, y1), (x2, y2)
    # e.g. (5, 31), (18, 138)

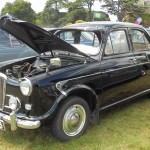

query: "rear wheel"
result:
(52, 96), (90, 141)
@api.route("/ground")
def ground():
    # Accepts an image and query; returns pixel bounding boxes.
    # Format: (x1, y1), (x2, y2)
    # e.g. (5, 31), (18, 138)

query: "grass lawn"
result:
(0, 97), (149, 150)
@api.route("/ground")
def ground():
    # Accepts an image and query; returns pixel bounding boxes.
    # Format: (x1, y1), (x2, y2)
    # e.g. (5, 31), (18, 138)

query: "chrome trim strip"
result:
(55, 64), (139, 91)
(58, 64), (139, 85)
(100, 89), (150, 111)
(0, 73), (7, 111)
(103, 64), (138, 74)
(56, 81), (67, 96)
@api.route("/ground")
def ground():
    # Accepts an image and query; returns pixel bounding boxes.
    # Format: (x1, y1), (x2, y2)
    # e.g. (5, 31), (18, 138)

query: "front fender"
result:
(57, 84), (98, 103)
(42, 84), (100, 122)
(24, 84), (100, 125)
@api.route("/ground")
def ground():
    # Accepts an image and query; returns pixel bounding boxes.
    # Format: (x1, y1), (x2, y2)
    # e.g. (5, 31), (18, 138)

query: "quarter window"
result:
(130, 30), (150, 51)
(105, 30), (129, 55)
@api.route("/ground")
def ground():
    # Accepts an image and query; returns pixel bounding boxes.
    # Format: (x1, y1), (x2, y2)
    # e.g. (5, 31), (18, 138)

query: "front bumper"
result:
(0, 111), (41, 131)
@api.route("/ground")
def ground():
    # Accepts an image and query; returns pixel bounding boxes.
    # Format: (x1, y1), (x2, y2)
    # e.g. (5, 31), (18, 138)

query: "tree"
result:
(1, 0), (35, 23)
(1, 2), (13, 15)
(40, 0), (67, 27)
(83, 0), (95, 21)
(102, 0), (145, 21)
(93, 11), (110, 21)
(40, 0), (87, 27)
(64, 0), (87, 23)
(142, 13), (150, 26)
(35, 12), (43, 27)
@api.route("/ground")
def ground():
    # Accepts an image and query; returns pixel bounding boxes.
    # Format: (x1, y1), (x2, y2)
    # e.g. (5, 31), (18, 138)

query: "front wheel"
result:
(52, 96), (90, 141)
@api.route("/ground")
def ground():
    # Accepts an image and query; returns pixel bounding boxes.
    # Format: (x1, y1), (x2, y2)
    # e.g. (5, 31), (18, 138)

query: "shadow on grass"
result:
(0, 121), (60, 149)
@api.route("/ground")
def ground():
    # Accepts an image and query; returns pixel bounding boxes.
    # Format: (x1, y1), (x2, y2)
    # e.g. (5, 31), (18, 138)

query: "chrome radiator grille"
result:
(0, 73), (7, 110)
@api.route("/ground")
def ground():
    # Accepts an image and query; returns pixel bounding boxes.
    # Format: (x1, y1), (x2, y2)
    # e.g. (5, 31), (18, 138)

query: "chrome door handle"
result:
(129, 58), (137, 63)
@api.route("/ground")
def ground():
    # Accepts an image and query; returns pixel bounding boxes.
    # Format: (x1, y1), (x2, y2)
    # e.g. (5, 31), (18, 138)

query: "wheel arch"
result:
(42, 84), (100, 124)
(57, 84), (98, 112)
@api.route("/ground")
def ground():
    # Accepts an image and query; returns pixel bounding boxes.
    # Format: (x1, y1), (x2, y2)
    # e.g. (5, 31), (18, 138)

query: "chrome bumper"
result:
(0, 111), (41, 131)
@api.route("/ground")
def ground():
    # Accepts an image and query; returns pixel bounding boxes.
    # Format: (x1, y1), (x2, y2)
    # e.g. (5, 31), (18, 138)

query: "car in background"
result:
(1, 15), (150, 142)
(0, 29), (37, 62)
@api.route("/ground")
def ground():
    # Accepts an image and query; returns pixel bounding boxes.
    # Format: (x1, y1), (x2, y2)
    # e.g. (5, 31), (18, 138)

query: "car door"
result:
(129, 28), (150, 93)
(100, 29), (140, 107)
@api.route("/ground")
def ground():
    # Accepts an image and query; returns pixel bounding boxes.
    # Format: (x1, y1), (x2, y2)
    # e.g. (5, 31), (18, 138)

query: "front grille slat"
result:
(0, 73), (7, 110)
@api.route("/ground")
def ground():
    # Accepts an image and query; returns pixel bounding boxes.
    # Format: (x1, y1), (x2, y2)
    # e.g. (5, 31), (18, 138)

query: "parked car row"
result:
(0, 14), (150, 141)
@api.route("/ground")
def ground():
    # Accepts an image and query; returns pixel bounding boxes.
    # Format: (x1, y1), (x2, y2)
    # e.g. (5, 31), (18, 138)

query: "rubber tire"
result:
(51, 96), (90, 141)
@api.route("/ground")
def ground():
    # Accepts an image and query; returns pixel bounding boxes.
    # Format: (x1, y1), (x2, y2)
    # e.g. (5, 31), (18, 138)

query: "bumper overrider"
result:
(0, 111), (41, 131)
(0, 95), (41, 131)
(0, 72), (41, 131)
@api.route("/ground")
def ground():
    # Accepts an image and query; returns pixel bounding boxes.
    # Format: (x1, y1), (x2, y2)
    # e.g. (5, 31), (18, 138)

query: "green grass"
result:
(0, 97), (150, 150)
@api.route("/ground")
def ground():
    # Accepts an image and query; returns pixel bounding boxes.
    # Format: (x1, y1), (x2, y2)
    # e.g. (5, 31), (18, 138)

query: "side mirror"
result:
(50, 58), (61, 67)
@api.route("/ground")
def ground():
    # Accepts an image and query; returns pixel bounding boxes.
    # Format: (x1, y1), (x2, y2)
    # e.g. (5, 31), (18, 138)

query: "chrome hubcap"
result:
(63, 104), (86, 136)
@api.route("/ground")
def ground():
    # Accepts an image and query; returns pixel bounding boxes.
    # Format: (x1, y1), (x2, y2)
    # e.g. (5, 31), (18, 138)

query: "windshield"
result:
(55, 30), (100, 56)
(0, 29), (37, 62)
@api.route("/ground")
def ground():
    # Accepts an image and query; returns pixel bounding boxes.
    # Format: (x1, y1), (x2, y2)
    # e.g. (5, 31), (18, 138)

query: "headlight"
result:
(20, 78), (32, 96)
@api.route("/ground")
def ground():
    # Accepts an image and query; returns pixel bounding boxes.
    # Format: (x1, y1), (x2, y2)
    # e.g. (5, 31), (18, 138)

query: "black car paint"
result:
(48, 24), (150, 118)
(0, 17), (150, 125)
(4, 58), (100, 118)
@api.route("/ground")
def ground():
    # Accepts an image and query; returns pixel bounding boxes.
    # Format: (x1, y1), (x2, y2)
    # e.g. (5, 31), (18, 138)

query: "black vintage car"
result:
(0, 15), (150, 141)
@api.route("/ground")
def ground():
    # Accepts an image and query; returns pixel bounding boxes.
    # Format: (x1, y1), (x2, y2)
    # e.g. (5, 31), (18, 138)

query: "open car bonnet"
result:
(0, 14), (88, 57)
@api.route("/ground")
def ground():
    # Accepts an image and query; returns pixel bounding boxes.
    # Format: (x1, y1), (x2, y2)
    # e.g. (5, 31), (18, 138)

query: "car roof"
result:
(63, 21), (143, 30)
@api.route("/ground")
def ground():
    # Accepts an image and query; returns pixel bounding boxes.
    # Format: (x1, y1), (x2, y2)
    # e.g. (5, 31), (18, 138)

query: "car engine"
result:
(6, 55), (84, 79)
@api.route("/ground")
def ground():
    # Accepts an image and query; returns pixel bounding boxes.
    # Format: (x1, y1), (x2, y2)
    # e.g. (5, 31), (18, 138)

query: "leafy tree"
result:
(1, 0), (35, 23)
(40, 0), (87, 27)
(35, 12), (43, 27)
(142, 13), (150, 26)
(46, 0), (64, 10)
(102, 0), (145, 21)
(1, 2), (13, 15)
(83, 0), (95, 21)
(64, 0), (87, 23)
(66, 8), (87, 23)
(41, 0), (67, 27)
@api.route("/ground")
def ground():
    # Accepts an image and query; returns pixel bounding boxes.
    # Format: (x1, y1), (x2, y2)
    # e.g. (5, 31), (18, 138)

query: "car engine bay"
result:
(5, 54), (86, 79)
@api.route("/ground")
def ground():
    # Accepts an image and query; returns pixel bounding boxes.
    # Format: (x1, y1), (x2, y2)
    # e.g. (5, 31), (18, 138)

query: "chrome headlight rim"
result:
(19, 78), (32, 96)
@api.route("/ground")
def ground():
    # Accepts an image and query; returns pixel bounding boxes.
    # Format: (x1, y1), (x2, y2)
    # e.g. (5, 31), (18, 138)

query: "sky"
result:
(0, 0), (47, 13)
(0, 0), (117, 21)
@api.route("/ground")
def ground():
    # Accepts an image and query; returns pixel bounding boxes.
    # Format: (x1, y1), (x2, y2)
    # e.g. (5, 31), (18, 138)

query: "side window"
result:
(57, 31), (100, 47)
(130, 29), (150, 51)
(105, 36), (113, 54)
(105, 30), (129, 55)
(59, 31), (74, 43)
(55, 30), (100, 56)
